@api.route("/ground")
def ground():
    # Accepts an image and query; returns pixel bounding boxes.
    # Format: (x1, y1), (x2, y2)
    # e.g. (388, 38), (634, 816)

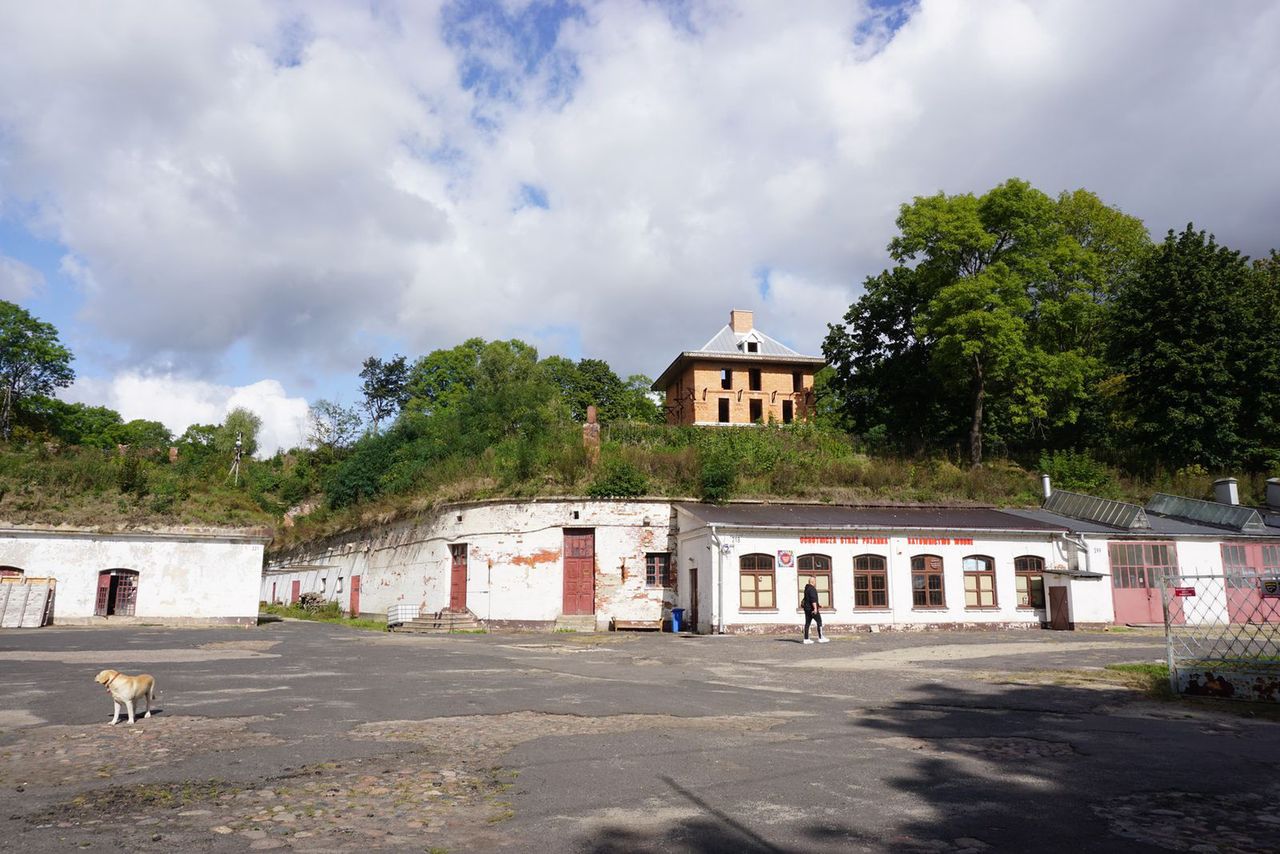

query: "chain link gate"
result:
(1161, 570), (1280, 702)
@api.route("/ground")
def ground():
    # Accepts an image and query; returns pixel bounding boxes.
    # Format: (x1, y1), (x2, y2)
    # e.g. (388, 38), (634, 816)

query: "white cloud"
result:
(0, 255), (44, 302)
(63, 373), (309, 456)
(1, 0), (1278, 387)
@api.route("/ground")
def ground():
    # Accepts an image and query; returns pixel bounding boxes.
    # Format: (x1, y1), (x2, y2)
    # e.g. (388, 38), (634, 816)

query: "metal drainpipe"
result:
(710, 524), (725, 635)
(1062, 532), (1091, 575)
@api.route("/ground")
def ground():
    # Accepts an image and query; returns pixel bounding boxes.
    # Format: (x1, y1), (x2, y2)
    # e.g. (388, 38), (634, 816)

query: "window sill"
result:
(911, 607), (949, 612)
(965, 607), (1001, 611)
(853, 607), (892, 612)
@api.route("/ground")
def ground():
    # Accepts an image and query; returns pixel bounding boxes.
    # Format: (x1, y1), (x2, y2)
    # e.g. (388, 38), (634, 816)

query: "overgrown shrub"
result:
(699, 453), (736, 503)
(587, 458), (648, 497)
(296, 592), (341, 617)
(1039, 450), (1116, 495)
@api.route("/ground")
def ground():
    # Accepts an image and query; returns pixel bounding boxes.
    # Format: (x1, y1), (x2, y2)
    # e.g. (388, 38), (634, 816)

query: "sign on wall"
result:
(776, 550), (794, 568)
(1262, 578), (1280, 599)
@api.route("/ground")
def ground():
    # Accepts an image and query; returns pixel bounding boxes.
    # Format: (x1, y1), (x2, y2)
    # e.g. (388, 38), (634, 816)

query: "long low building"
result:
(265, 482), (1280, 634)
(0, 525), (270, 627)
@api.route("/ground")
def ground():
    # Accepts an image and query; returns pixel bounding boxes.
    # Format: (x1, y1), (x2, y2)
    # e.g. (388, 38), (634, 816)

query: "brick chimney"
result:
(729, 309), (754, 334)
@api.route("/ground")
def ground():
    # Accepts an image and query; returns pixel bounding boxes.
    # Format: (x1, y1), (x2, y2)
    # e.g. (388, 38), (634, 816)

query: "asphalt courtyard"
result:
(2, 623), (1279, 853)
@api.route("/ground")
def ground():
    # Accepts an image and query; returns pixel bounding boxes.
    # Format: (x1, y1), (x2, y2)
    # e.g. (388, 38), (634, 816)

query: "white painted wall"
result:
(0, 528), (265, 626)
(267, 499), (676, 627)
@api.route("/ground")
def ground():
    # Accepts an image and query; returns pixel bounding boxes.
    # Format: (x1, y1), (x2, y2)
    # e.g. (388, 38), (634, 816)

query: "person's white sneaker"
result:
(802, 638), (814, 644)
(817, 637), (830, 643)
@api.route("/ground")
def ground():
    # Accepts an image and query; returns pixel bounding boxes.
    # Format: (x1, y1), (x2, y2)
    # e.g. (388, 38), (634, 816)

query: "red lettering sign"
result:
(1173, 587), (1196, 598)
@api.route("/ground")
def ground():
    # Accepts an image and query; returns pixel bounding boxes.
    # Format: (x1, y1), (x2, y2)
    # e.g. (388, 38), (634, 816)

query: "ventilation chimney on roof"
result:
(1041, 474), (1052, 499)
(730, 309), (754, 334)
(1267, 478), (1280, 512)
(1213, 477), (1239, 506)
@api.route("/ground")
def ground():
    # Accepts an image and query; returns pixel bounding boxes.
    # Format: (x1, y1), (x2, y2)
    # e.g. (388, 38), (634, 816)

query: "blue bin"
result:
(671, 608), (685, 633)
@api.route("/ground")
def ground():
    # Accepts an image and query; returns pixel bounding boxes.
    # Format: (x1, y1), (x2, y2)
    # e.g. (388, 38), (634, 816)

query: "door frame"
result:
(562, 528), (596, 616)
(449, 544), (468, 611)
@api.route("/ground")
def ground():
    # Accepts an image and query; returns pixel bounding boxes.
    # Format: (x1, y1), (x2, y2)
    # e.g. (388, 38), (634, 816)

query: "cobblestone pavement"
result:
(1, 624), (1277, 852)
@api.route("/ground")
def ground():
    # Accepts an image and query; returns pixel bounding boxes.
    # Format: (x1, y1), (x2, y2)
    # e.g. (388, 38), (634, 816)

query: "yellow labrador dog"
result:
(94, 669), (157, 725)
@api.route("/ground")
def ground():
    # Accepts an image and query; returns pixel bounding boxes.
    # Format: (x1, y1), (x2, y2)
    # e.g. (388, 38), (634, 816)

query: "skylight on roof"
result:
(1145, 493), (1266, 532)
(1043, 490), (1150, 529)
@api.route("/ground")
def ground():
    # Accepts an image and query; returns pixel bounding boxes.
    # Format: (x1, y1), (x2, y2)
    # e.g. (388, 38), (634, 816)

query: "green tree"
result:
(307, 399), (362, 450)
(216, 407), (263, 459)
(1108, 226), (1266, 469)
(0, 302), (75, 440)
(115, 419), (173, 450)
(404, 339), (485, 416)
(825, 180), (1149, 464)
(359, 354), (410, 431)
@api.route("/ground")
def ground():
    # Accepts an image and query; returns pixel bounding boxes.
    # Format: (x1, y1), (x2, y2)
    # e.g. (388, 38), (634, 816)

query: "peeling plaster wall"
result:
(268, 500), (677, 626)
(0, 530), (263, 625)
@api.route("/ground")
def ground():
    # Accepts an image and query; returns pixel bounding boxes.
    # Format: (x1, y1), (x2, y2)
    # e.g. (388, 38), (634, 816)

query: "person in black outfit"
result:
(802, 580), (828, 644)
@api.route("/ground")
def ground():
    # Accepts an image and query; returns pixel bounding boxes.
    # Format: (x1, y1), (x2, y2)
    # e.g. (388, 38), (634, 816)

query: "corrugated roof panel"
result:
(1145, 493), (1267, 533)
(677, 502), (1067, 532)
(1042, 490), (1150, 529)
(698, 325), (805, 357)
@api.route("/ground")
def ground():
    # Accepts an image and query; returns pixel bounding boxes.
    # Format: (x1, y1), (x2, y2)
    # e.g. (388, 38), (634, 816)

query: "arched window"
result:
(95, 569), (139, 617)
(911, 555), (945, 608)
(854, 554), (888, 609)
(963, 555), (997, 608)
(796, 554), (832, 609)
(0, 565), (24, 578)
(739, 553), (775, 610)
(1014, 555), (1046, 609)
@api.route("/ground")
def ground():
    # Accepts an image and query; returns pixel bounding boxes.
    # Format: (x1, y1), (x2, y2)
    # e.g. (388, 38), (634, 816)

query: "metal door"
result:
(450, 544), (468, 611)
(114, 572), (138, 616)
(349, 575), (361, 617)
(291, 580), (301, 604)
(562, 529), (596, 615)
(1048, 586), (1071, 630)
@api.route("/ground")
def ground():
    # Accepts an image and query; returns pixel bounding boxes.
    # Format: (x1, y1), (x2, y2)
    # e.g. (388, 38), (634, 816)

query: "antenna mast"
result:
(228, 431), (243, 485)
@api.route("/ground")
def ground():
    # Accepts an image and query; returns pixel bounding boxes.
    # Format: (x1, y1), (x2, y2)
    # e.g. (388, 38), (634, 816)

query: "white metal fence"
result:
(1161, 570), (1280, 702)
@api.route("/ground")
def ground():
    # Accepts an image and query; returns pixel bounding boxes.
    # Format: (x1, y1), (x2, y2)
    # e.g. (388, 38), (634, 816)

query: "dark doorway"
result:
(689, 568), (699, 633)
(450, 544), (468, 610)
(94, 569), (139, 617)
(749, 399), (763, 422)
(718, 398), (730, 423)
(563, 529), (596, 615)
(782, 400), (793, 424)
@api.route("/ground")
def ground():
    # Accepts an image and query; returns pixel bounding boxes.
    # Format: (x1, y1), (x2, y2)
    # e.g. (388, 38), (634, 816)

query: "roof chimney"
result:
(1040, 474), (1052, 500)
(1267, 478), (1280, 512)
(729, 309), (754, 334)
(1213, 477), (1239, 506)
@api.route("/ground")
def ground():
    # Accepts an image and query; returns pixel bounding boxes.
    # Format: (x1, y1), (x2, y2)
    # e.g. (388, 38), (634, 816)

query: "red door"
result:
(291, 580), (301, 604)
(1221, 544), (1280, 624)
(94, 571), (111, 616)
(563, 529), (595, 615)
(1109, 542), (1183, 625)
(349, 575), (361, 616)
(450, 544), (468, 611)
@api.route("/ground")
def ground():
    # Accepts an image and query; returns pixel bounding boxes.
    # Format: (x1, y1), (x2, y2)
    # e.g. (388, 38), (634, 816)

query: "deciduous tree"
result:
(0, 302), (74, 440)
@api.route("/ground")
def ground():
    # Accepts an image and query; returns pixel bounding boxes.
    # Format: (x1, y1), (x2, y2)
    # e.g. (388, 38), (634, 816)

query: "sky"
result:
(1, 0), (1278, 454)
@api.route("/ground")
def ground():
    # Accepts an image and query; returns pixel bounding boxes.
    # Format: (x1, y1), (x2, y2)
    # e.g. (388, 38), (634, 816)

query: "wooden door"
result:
(349, 575), (361, 616)
(562, 529), (596, 615)
(290, 580), (301, 604)
(450, 544), (468, 611)
(1048, 586), (1071, 630)
(94, 571), (111, 616)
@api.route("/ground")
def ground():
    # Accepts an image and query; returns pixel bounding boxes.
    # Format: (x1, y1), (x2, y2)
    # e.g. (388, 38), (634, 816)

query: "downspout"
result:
(710, 524), (725, 635)
(1061, 532), (1091, 575)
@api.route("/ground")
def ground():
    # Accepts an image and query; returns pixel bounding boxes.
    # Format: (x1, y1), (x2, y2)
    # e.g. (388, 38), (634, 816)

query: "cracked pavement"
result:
(2, 623), (1279, 852)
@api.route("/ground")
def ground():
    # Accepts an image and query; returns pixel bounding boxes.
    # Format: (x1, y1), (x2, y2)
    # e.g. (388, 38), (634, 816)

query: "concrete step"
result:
(553, 614), (598, 633)
(392, 608), (486, 634)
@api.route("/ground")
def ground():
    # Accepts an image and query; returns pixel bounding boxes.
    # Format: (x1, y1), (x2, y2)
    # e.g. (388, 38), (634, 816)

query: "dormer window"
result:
(746, 341), (759, 353)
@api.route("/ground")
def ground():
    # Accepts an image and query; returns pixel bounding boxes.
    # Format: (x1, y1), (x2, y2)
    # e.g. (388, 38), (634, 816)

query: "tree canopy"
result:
(0, 301), (74, 439)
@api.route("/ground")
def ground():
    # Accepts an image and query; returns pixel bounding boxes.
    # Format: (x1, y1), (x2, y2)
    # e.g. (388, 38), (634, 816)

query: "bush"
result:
(699, 453), (736, 503)
(1038, 450), (1116, 495)
(296, 592), (341, 617)
(587, 458), (648, 497)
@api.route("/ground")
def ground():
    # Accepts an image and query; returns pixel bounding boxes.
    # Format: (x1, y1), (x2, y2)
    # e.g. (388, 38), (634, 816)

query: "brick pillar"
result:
(582, 405), (601, 467)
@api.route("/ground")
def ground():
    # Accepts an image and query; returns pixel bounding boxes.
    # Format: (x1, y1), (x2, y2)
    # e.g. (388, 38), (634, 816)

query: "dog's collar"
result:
(105, 673), (119, 687)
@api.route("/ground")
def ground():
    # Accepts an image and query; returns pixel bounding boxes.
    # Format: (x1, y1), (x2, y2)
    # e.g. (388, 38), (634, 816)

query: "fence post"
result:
(1161, 569), (1178, 695)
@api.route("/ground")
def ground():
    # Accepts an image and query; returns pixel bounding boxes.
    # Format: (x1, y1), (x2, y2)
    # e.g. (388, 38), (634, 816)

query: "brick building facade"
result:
(651, 309), (825, 426)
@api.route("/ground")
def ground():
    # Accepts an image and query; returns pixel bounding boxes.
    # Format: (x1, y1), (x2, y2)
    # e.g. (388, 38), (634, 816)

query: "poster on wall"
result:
(777, 550), (794, 568)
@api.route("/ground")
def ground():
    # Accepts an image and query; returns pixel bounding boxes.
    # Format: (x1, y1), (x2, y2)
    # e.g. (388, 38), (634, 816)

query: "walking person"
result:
(802, 579), (828, 644)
